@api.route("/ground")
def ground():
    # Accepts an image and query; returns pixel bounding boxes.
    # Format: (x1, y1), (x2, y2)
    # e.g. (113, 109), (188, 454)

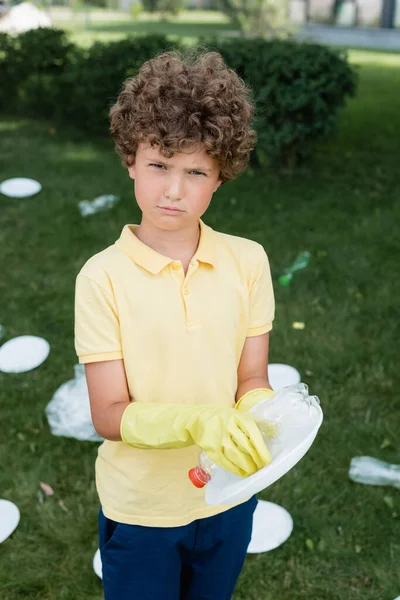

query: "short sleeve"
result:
(247, 248), (275, 337)
(74, 273), (123, 364)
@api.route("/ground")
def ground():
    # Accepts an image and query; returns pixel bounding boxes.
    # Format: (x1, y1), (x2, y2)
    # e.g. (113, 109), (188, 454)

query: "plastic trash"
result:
(349, 456), (400, 489)
(45, 364), (103, 442)
(0, 177), (41, 198)
(93, 548), (102, 579)
(0, 335), (50, 373)
(0, 500), (20, 543)
(247, 500), (293, 553)
(78, 194), (120, 217)
(189, 383), (323, 506)
(279, 251), (311, 286)
(268, 363), (300, 391)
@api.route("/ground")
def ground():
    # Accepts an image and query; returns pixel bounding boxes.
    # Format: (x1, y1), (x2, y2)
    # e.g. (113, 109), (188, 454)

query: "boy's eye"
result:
(148, 164), (206, 177)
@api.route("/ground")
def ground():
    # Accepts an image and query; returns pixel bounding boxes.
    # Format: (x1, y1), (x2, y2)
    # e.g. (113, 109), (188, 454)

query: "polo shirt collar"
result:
(115, 219), (216, 275)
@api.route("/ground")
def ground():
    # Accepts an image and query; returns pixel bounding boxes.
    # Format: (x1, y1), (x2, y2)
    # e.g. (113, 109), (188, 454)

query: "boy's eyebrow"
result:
(144, 155), (213, 172)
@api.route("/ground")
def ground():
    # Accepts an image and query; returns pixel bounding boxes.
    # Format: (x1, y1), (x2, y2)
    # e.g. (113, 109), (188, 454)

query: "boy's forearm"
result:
(235, 377), (273, 404)
(93, 400), (131, 441)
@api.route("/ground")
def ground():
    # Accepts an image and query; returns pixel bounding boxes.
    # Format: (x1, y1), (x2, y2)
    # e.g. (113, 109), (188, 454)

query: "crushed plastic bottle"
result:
(188, 384), (322, 497)
(279, 251), (311, 286)
(78, 194), (120, 217)
(349, 456), (400, 489)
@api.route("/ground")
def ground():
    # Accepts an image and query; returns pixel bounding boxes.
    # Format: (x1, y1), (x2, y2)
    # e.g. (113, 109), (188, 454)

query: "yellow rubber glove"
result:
(120, 402), (271, 477)
(236, 388), (276, 413)
(236, 388), (278, 439)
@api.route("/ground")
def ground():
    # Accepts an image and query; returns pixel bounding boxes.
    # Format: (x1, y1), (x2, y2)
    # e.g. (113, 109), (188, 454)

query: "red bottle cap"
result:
(188, 467), (211, 488)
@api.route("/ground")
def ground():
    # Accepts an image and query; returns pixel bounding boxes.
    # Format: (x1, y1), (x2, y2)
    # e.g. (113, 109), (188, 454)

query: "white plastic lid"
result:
(0, 178), (42, 198)
(268, 363), (301, 391)
(0, 335), (50, 373)
(247, 500), (293, 553)
(0, 500), (20, 543)
(93, 548), (102, 579)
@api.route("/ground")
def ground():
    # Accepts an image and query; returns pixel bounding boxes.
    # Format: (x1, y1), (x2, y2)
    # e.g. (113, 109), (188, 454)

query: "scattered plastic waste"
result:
(292, 321), (305, 330)
(189, 383), (323, 506)
(78, 194), (120, 217)
(279, 251), (311, 286)
(45, 364), (103, 442)
(0, 335), (50, 373)
(247, 500), (293, 553)
(93, 549), (103, 579)
(0, 178), (41, 198)
(268, 363), (300, 392)
(349, 456), (400, 489)
(0, 500), (20, 543)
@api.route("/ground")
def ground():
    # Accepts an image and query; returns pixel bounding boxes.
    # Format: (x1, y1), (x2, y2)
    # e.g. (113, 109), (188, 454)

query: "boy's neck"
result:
(134, 219), (201, 264)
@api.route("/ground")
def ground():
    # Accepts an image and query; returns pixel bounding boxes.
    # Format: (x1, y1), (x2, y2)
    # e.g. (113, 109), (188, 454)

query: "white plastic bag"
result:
(45, 364), (103, 442)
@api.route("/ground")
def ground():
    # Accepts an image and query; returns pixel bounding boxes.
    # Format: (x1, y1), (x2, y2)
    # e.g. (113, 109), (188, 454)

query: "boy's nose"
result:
(164, 176), (184, 202)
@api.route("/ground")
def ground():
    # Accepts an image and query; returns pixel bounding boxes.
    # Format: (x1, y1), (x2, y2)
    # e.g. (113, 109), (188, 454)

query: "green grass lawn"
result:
(1, 49), (400, 599)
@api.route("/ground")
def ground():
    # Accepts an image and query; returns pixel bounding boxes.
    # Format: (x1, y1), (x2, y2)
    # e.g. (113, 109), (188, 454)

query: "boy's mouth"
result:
(158, 206), (184, 214)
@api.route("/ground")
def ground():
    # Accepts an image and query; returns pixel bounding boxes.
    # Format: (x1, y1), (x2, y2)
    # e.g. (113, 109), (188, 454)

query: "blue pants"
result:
(99, 495), (257, 600)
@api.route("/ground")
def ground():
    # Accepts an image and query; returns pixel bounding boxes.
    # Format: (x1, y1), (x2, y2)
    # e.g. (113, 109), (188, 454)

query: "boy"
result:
(74, 49), (276, 600)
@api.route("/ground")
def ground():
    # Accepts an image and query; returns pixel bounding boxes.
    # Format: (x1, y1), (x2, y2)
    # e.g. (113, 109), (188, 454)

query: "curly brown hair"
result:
(109, 47), (257, 183)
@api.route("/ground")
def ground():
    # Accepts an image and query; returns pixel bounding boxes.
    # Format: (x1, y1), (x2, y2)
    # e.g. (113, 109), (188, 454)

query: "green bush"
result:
(0, 28), (357, 167)
(0, 33), (19, 110)
(204, 37), (358, 167)
(0, 28), (74, 114)
(54, 35), (178, 134)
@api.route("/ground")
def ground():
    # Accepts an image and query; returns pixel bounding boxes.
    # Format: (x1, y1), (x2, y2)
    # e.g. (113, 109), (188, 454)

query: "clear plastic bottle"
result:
(188, 432), (270, 489)
(349, 456), (400, 489)
(188, 452), (216, 488)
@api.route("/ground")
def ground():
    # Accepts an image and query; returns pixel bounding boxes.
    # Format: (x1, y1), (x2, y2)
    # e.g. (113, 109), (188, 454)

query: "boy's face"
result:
(127, 142), (222, 231)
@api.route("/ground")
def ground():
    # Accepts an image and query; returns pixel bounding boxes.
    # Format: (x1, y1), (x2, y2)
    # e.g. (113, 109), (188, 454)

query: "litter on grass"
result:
(292, 321), (305, 330)
(349, 456), (400, 489)
(0, 178), (41, 198)
(279, 251), (311, 286)
(0, 335), (50, 373)
(247, 500), (293, 553)
(78, 194), (120, 217)
(46, 364), (103, 442)
(268, 363), (300, 392)
(93, 549), (102, 579)
(0, 500), (20, 543)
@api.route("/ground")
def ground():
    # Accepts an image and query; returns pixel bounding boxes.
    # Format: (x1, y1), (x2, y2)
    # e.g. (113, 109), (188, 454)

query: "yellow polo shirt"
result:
(74, 219), (274, 527)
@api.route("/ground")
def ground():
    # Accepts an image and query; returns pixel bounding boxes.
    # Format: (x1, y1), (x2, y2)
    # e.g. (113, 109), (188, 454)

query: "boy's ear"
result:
(214, 179), (223, 193)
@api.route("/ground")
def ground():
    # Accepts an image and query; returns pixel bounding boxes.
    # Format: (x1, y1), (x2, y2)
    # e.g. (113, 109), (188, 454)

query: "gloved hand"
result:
(236, 388), (278, 441)
(120, 402), (272, 477)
